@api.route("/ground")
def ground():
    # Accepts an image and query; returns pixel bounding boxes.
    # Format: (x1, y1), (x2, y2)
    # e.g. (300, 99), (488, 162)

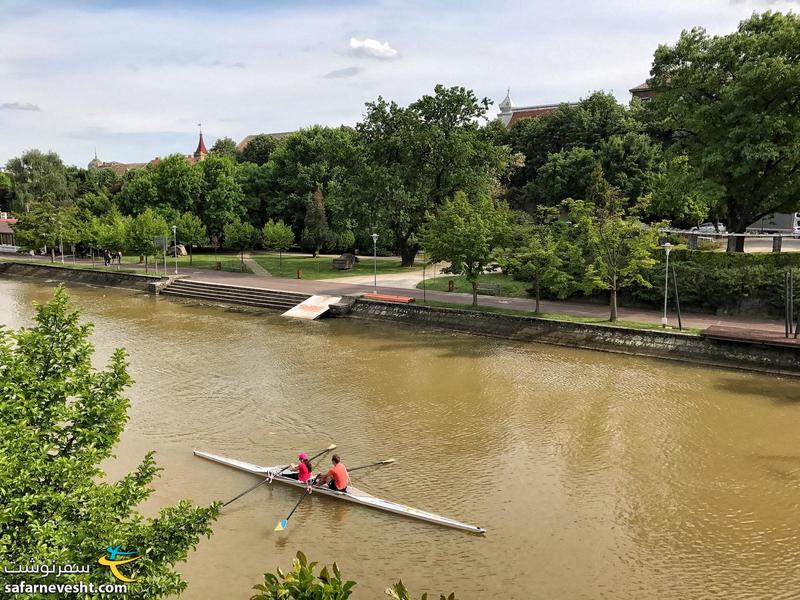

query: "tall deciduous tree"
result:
(175, 212), (208, 265)
(567, 191), (660, 321)
(210, 136), (240, 160)
(239, 134), (279, 165)
(262, 219), (294, 275)
(423, 191), (509, 307)
(648, 11), (800, 251)
(223, 219), (261, 271)
(0, 288), (219, 598)
(5, 150), (72, 211)
(125, 208), (167, 272)
(116, 169), (159, 215)
(12, 201), (60, 261)
(200, 155), (246, 237)
(151, 154), (204, 215)
(358, 85), (512, 266)
(301, 187), (330, 257)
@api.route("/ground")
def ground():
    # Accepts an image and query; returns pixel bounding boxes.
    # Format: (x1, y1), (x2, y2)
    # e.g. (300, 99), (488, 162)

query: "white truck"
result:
(746, 213), (800, 235)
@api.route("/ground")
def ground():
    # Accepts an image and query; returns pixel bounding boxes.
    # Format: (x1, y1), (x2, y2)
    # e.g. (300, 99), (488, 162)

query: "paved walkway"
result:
(243, 254), (272, 276)
(2, 254), (789, 333)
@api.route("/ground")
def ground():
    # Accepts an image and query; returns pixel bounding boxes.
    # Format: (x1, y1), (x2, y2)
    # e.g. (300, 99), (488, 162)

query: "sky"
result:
(0, 0), (797, 167)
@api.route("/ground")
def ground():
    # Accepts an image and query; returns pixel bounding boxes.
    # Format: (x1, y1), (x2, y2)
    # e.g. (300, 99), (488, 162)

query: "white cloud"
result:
(0, 101), (41, 111)
(349, 37), (398, 60)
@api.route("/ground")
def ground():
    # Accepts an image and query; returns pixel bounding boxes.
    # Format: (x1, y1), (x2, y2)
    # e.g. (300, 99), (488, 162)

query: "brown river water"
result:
(2, 278), (799, 599)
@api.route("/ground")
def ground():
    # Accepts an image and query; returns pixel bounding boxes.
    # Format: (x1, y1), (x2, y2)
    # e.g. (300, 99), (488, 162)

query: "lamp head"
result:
(371, 233), (379, 243)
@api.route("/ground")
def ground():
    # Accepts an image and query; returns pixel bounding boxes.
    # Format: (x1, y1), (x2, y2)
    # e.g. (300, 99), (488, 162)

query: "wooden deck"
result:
(701, 325), (800, 348)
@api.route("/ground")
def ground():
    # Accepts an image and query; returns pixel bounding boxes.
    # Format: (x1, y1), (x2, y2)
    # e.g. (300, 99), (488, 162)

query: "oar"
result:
(274, 488), (311, 531)
(222, 444), (336, 508)
(346, 458), (395, 473)
(273, 459), (395, 532)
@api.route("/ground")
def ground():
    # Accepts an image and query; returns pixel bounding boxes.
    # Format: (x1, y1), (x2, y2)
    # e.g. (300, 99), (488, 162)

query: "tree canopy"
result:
(648, 11), (800, 249)
(0, 288), (219, 598)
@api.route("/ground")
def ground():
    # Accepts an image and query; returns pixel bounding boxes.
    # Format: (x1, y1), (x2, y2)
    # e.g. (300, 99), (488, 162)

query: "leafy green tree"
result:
(5, 149), (72, 211)
(301, 187), (330, 257)
(152, 154), (203, 214)
(262, 219), (294, 275)
(423, 191), (510, 307)
(236, 161), (272, 227)
(358, 85), (512, 266)
(0, 171), (15, 212)
(12, 201), (60, 260)
(96, 209), (128, 254)
(264, 126), (360, 238)
(175, 212), (208, 265)
(501, 219), (575, 313)
(0, 287), (219, 599)
(125, 208), (167, 272)
(116, 169), (159, 215)
(199, 155), (246, 236)
(223, 218), (261, 271)
(210, 136), (240, 160)
(240, 134), (280, 165)
(507, 92), (651, 212)
(648, 11), (800, 250)
(567, 191), (660, 321)
(645, 155), (720, 227)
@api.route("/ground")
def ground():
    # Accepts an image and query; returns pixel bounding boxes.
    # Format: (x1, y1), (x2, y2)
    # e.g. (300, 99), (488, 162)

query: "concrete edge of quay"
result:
(0, 260), (169, 292)
(346, 298), (800, 378)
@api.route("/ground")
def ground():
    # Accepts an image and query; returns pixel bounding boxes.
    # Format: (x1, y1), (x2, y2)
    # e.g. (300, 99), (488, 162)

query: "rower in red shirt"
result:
(285, 453), (314, 489)
(317, 454), (349, 492)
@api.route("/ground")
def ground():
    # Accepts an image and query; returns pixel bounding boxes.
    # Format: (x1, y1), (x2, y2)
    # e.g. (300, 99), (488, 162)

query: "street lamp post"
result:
(371, 233), (379, 291)
(661, 242), (672, 328)
(172, 225), (178, 275)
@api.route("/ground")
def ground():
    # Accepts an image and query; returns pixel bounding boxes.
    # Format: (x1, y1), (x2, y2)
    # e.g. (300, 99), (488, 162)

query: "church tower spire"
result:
(194, 121), (208, 160)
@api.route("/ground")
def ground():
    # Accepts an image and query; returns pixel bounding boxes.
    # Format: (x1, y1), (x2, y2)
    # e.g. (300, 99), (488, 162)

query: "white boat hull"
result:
(194, 450), (486, 534)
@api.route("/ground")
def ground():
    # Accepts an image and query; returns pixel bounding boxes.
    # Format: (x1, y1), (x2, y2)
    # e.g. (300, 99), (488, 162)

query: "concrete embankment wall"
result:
(349, 300), (800, 376)
(0, 261), (166, 291)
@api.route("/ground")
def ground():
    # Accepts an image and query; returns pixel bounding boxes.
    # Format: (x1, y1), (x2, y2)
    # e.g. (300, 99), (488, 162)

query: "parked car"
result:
(691, 222), (727, 233)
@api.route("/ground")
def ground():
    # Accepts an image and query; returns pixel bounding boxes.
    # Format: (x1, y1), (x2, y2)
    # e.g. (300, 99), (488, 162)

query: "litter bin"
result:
(215, 261), (222, 271)
(296, 269), (303, 279)
(448, 280), (455, 292)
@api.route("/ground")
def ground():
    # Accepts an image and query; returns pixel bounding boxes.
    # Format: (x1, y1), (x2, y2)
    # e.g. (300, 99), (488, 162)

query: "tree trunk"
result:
(726, 235), (745, 252)
(279, 250), (283, 276)
(50, 247), (55, 263)
(471, 281), (478, 307)
(535, 279), (541, 314)
(189, 245), (193, 265)
(610, 281), (618, 322)
(241, 250), (245, 272)
(145, 255), (148, 274)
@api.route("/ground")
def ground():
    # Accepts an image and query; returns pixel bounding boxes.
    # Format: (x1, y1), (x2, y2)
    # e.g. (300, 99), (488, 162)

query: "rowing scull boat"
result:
(194, 450), (486, 534)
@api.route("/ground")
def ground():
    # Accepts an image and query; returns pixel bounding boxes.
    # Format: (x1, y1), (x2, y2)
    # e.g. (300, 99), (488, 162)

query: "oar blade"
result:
(274, 519), (288, 531)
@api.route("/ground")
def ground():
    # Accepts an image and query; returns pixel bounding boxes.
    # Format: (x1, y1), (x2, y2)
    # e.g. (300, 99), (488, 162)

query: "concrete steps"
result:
(161, 279), (310, 311)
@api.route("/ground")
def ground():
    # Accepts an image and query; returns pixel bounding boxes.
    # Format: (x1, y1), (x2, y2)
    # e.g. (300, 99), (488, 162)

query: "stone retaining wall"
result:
(0, 261), (166, 291)
(350, 300), (800, 376)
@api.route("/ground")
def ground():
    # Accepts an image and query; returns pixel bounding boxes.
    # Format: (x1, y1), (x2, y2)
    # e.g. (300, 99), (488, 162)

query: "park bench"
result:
(475, 284), (500, 296)
(332, 253), (356, 270)
(362, 293), (415, 304)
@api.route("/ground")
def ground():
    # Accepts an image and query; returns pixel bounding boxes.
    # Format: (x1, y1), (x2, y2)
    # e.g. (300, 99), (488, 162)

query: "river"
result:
(2, 278), (799, 599)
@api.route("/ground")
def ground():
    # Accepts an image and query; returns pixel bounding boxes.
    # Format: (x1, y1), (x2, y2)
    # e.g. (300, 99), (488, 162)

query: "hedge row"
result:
(627, 250), (800, 315)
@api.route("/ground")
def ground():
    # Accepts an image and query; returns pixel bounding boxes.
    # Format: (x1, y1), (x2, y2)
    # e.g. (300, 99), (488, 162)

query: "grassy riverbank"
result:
(250, 253), (422, 279)
(415, 298), (702, 334)
(418, 272), (530, 296)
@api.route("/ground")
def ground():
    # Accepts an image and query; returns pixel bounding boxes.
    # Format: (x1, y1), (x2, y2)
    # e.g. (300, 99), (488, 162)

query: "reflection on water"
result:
(2, 278), (799, 599)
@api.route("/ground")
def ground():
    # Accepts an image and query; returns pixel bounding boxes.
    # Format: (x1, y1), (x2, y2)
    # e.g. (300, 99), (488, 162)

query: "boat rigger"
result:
(194, 450), (486, 534)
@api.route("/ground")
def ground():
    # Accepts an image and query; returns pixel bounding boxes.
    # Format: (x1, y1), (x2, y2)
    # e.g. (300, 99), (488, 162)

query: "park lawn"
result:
(416, 299), (701, 334)
(251, 253), (422, 279)
(416, 272), (531, 297)
(121, 253), (252, 274)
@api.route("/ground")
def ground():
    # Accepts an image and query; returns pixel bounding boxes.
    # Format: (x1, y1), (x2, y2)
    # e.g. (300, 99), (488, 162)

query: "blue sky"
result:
(0, 0), (795, 167)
